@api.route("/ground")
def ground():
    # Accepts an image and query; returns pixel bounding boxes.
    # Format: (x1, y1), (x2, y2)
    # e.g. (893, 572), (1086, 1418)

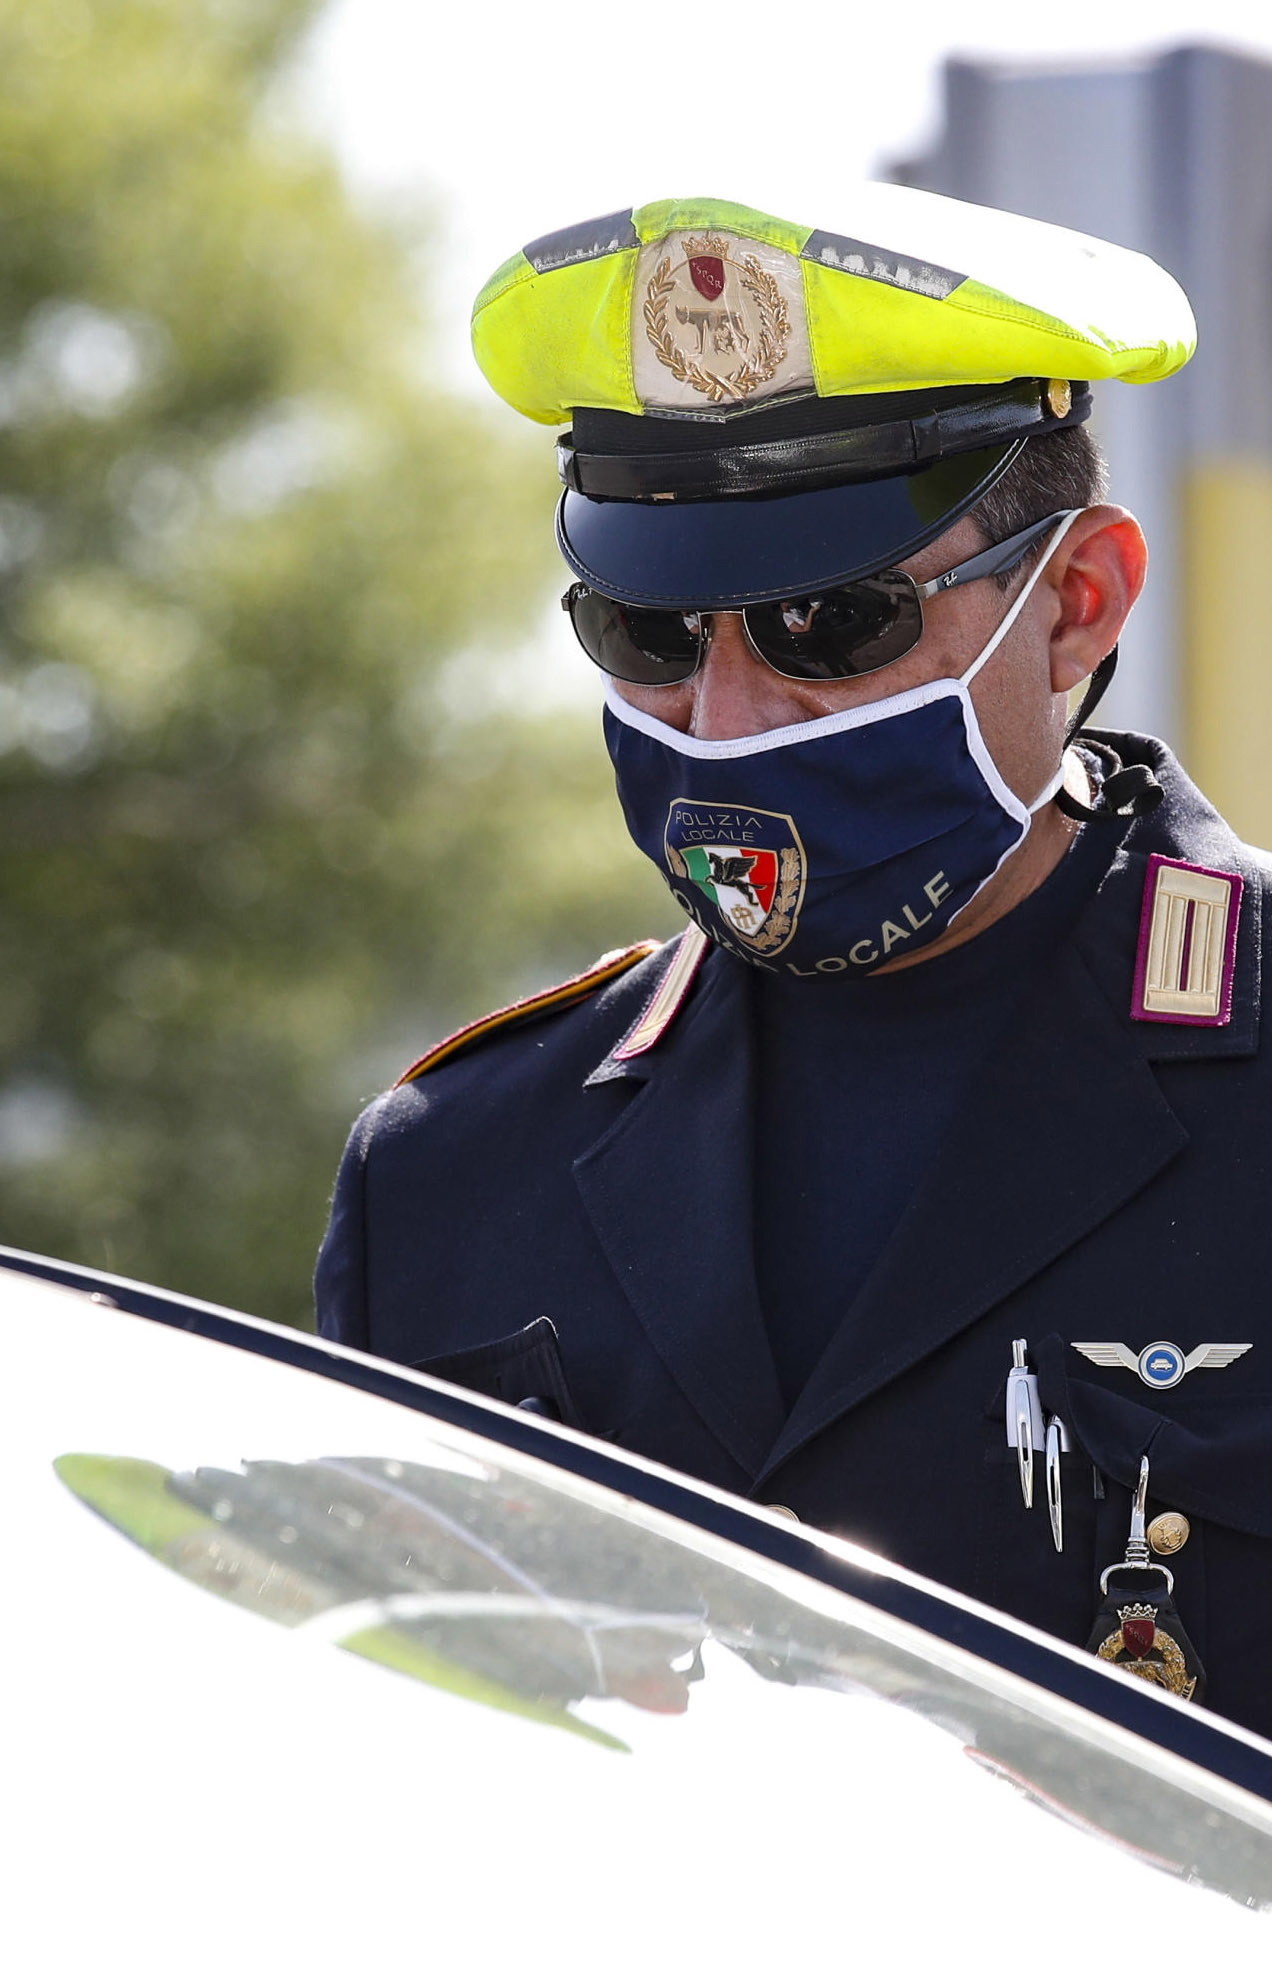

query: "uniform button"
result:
(1148, 1511), (1190, 1554)
(516, 1395), (561, 1421)
(766, 1503), (800, 1522)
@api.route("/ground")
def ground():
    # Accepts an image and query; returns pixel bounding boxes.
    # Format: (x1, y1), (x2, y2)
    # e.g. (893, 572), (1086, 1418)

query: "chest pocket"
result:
(412, 1316), (583, 1431)
(1036, 1331), (1272, 1541)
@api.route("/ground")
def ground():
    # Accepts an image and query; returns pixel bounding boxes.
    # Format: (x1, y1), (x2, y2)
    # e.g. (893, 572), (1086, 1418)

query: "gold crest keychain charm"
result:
(1087, 1457), (1205, 1701)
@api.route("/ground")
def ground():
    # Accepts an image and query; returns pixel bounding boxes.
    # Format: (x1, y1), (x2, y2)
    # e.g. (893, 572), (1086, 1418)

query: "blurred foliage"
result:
(0, 0), (679, 1325)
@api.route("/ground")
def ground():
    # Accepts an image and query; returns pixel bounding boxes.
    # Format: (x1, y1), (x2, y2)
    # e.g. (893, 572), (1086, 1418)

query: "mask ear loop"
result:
(1056, 646), (1164, 822)
(959, 507), (1159, 824)
(960, 508), (1085, 691)
(958, 509), (1087, 822)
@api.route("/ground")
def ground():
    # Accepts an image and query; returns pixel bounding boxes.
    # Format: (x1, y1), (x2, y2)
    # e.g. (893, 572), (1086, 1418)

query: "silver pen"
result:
(1005, 1339), (1045, 1509)
(1045, 1413), (1070, 1551)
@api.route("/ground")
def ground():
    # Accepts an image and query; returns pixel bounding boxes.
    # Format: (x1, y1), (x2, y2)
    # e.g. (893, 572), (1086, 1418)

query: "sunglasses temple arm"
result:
(914, 509), (1079, 601)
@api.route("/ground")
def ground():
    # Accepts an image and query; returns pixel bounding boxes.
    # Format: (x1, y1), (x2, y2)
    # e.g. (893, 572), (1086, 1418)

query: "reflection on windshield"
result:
(55, 1449), (1272, 1910)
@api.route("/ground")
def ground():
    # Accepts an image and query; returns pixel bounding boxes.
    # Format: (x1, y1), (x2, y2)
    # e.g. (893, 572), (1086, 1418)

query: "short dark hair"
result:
(972, 425), (1108, 585)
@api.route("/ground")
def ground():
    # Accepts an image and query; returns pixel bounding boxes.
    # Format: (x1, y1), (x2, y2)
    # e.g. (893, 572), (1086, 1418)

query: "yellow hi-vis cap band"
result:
(472, 184), (1196, 426)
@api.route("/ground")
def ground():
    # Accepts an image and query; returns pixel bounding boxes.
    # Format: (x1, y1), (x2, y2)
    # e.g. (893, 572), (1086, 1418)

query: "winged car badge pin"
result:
(1071, 1340), (1252, 1389)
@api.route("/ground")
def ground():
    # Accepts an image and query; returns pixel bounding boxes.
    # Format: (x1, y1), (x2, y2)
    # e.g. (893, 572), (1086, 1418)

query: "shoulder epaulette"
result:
(395, 940), (662, 1085)
(1130, 853), (1243, 1026)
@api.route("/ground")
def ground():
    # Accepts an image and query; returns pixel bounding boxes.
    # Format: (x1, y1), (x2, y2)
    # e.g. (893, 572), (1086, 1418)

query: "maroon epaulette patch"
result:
(1130, 854), (1243, 1026)
(395, 940), (662, 1085)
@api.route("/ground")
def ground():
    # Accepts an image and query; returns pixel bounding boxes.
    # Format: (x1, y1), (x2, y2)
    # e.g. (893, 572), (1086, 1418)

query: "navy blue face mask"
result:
(602, 517), (1077, 978)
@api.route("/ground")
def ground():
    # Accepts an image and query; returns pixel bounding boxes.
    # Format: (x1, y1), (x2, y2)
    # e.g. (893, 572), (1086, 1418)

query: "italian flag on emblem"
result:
(681, 844), (779, 939)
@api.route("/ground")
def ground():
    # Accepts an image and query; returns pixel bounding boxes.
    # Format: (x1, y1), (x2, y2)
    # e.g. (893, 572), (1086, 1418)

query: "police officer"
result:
(317, 187), (1272, 1737)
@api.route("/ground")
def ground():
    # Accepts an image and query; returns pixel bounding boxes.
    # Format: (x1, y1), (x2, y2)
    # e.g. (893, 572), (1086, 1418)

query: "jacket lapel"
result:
(573, 953), (786, 1478)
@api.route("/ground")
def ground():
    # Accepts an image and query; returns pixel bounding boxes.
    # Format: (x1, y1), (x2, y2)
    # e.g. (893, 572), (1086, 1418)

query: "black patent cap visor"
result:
(557, 439), (1023, 608)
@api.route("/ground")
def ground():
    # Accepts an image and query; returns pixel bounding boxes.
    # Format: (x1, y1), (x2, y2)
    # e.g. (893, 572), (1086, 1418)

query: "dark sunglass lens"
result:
(568, 589), (701, 685)
(747, 574), (923, 680)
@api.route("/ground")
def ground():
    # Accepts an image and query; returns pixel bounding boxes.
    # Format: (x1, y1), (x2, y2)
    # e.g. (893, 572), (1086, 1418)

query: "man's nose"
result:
(689, 612), (800, 741)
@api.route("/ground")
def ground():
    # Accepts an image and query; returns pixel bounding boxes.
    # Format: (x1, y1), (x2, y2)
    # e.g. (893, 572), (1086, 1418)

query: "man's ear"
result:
(1047, 507), (1147, 695)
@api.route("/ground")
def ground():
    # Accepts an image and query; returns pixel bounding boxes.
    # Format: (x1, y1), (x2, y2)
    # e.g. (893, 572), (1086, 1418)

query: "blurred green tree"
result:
(0, 0), (679, 1324)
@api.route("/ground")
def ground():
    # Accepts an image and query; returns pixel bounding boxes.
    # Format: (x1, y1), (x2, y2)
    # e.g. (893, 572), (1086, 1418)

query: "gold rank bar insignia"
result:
(1130, 853), (1243, 1026)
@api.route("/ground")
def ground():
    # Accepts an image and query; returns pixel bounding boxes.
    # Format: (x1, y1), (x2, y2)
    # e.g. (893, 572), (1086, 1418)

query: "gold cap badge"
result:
(636, 231), (812, 412)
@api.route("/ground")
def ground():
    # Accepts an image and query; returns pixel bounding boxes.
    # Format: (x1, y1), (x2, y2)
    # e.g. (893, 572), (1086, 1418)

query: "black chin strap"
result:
(1055, 645), (1164, 822)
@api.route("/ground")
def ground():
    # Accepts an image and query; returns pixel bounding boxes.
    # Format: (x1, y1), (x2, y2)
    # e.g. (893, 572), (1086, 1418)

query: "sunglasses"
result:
(562, 510), (1075, 687)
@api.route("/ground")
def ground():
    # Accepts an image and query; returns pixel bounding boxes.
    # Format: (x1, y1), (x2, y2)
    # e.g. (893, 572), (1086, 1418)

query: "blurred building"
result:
(894, 44), (1272, 845)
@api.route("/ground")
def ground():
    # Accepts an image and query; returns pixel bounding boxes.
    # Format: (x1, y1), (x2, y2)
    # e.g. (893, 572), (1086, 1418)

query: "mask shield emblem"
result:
(665, 802), (806, 956)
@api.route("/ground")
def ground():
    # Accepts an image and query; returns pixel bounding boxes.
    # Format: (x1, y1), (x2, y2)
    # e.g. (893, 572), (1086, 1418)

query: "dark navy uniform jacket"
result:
(317, 733), (1272, 1739)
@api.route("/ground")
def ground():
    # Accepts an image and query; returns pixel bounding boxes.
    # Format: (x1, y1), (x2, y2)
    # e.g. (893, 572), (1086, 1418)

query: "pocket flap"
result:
(412, 1316), (583, 1430)
(1036, 1331), (1272, 1539)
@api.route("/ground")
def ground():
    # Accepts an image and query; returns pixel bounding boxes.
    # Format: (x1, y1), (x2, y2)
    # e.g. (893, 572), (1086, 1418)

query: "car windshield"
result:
(10, 1272), (1272, 1961)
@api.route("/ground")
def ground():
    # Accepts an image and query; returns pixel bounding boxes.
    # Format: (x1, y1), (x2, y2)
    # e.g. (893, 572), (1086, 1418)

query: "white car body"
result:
(6, 1251), (1272, 1966)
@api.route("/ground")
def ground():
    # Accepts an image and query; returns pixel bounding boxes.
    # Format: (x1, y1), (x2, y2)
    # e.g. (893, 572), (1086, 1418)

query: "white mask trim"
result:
(955, 686), (1030, 828)
(607, 680), (1062, 820)
(604, 673), (965, 758)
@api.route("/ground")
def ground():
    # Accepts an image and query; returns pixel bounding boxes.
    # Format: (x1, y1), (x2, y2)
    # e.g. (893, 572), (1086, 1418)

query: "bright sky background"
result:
(298, 0), (1272, 393)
